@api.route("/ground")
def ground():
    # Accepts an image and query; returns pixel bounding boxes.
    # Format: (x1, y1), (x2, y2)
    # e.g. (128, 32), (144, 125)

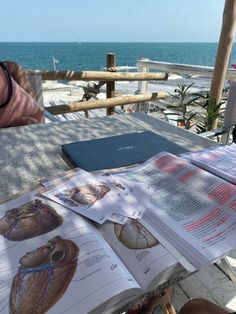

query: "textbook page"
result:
(98, 219), (182, 292)
(190, 144), (236, 185)
(112, 152), (236, 269)
(0, 189), (141, 314)
(42, 168), (152, 223)
(41, 168), (128, 225)
(158, 151), (236, 212)
(42, 167), (122, 223)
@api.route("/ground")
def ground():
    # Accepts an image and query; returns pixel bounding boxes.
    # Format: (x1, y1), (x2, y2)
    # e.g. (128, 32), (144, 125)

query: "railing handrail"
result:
(27, 70), (168, 82)
(136, 59), (236, 80)
(46, 91), (166, 115)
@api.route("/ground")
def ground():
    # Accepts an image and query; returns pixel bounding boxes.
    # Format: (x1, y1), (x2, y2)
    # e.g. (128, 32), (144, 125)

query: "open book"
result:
(42, 150), (236, 272)
(0, 188), (181, 314)
(3, 150), (236, 313)
(107, 152), (236, 271)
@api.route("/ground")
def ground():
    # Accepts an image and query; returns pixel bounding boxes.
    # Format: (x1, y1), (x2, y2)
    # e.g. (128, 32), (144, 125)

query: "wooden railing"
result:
(136, 59), (236, 80)
(28, 55), (235, 118)
(137, 58), (236, 97)
(28, 70), (168, 82)
(27, 53), (169, 117)
(136, 58), (236, 126)
(46, 92), (166, 115)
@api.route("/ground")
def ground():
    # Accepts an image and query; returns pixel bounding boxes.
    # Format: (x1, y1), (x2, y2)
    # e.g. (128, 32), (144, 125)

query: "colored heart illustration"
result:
(10, 236), (79, 314)
(0, 199), (63, 241)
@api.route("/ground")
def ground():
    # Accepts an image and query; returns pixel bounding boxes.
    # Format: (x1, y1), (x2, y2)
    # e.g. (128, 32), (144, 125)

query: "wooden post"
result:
(137, 58), (150, 94)
(137, 58), (150, 112)
(210, 0), (236, 128)
(28, 71), (44, 107)
(106, 53), (116, 115)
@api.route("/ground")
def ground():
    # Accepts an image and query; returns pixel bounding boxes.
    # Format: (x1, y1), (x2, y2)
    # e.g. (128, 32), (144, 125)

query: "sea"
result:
(1, 42), (236, 71)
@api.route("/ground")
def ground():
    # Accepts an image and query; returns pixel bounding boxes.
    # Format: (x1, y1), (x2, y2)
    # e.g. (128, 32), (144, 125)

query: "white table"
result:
(0, 112), (218, 199)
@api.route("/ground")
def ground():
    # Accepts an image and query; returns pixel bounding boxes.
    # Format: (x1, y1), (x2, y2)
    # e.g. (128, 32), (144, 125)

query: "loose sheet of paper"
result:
(42, 168), (152, 224)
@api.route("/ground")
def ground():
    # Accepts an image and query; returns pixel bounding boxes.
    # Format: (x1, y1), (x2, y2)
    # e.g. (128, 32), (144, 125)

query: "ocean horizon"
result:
(1, 42), (236, 71)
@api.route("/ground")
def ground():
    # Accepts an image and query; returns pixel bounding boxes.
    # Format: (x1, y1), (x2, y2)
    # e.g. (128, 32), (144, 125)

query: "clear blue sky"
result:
(0, 0), (228, 42)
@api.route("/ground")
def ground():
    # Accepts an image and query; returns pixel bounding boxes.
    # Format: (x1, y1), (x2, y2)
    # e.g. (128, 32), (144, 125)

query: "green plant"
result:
(194, 93), (225, 133)
(168, 83), (199, 130)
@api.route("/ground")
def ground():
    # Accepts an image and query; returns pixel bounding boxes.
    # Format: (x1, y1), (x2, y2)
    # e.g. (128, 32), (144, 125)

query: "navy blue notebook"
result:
(61, 130), (188, 171)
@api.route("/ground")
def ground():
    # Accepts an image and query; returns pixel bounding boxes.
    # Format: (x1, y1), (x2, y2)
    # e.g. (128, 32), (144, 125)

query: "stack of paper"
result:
(42, 167), (153, 224)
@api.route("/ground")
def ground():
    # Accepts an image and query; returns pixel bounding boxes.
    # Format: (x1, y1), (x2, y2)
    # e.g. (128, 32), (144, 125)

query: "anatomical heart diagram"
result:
(114, 218), (159, 250)
(10, 236), (79, 314)
(0, 199), (63, 241)
(56, 183), (111, 207)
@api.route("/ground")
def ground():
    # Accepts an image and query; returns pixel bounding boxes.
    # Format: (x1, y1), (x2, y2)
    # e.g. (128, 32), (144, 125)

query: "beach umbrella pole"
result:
(210, 0), (236, 129)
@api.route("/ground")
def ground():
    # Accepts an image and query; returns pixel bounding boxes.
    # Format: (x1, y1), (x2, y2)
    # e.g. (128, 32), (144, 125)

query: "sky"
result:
(0, 0), (228, 42)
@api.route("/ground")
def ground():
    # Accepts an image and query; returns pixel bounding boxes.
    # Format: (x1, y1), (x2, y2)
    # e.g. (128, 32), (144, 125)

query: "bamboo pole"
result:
(46, 91), (166, 115)
(210, 0), (236, 128)
(106, 53), (116, 115)
(27, 70), (168, 81)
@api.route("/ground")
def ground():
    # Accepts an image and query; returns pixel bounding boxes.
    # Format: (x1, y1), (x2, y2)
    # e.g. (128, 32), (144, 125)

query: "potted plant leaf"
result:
(194, 92), (225, 134)
(168, 83), (200, 130)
